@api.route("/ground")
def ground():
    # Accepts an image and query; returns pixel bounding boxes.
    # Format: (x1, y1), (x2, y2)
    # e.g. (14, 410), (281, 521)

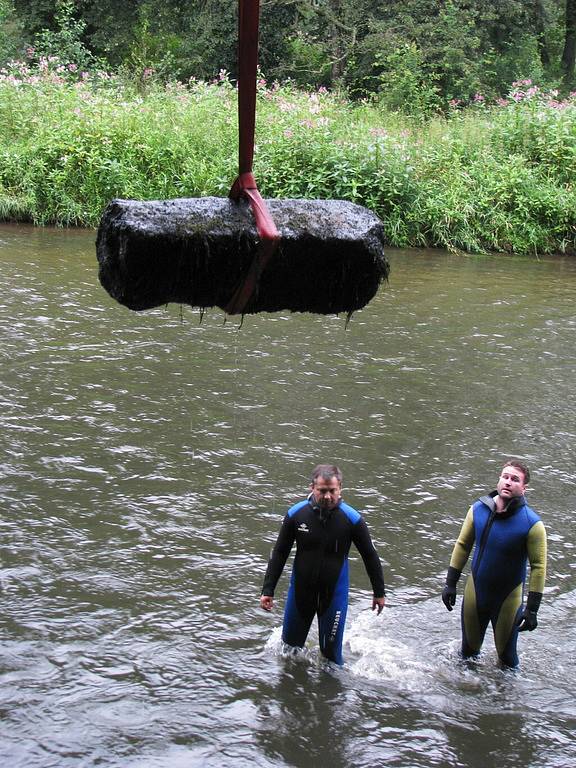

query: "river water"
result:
(0, 223), (575, 768)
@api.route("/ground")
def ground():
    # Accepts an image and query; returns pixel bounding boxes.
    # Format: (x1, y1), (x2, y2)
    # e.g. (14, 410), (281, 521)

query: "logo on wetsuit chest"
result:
(297, 523), (309, 533)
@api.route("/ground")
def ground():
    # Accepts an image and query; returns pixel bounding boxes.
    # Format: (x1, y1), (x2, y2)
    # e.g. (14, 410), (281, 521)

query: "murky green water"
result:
(1, 223), (575, 767)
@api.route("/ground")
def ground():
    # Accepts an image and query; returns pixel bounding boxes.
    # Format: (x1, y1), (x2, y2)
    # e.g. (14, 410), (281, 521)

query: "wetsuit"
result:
(448, 492), (547, 667)
(261, 497), (385, 665)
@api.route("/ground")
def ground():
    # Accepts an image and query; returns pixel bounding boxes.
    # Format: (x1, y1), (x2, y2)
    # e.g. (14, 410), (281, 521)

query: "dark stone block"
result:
(96, 197), (388, 315)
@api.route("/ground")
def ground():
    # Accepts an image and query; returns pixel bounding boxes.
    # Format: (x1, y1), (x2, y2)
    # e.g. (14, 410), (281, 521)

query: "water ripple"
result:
(1, 229), (575, 767)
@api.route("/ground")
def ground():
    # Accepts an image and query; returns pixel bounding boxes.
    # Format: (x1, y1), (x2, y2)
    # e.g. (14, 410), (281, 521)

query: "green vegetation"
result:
(0, 1), (573, 255)
(1, 58), (574, 255)
(4, 1), (576, 104)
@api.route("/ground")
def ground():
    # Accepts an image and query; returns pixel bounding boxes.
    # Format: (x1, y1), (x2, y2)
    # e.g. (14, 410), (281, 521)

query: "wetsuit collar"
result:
(307, 493), (339, 523)
(480, 490), (526, 518)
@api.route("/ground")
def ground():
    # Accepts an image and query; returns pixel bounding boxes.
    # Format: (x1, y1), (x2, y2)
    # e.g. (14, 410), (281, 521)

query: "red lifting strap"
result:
(226, 0), (279, 315)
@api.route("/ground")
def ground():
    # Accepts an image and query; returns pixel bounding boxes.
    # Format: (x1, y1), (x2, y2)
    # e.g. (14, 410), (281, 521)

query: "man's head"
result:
(310, 464), (342, 510)
(497, 459), (530, 501)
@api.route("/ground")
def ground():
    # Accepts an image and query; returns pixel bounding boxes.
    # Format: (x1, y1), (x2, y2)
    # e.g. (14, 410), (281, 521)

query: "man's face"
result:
(497, 465), (527, 500)
(310, 476), (342, 510)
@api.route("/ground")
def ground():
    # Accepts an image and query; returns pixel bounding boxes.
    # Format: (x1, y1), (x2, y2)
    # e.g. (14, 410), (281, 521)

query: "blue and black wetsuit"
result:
(261, 497), (385, 665)
(448, 492), (547, 667)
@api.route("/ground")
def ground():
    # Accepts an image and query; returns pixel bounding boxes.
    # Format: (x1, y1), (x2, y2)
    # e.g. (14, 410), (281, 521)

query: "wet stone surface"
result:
(96, 197), (389, 315)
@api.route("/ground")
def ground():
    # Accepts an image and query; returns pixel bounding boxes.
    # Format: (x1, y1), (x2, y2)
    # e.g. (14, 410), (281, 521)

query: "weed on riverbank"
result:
(1, 59), (574, 255)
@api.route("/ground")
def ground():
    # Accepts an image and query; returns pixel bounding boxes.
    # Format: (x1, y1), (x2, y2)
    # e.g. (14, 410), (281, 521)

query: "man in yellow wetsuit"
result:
(442, 459), (547, 667)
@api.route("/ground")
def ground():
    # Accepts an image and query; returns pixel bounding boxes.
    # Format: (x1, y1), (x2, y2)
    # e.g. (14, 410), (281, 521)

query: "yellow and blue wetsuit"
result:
(261, 497), (385, 665)
(446, 492), (546, 667)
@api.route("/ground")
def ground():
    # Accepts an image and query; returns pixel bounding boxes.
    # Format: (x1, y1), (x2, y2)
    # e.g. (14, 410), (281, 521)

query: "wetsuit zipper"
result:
(473, 509), (496, 579)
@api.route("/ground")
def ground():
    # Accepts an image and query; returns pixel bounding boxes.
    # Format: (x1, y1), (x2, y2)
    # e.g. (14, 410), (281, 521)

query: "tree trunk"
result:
(329, 0), (345, 83)
(561, 0), (576, 86)
(534, 0), (550, 67)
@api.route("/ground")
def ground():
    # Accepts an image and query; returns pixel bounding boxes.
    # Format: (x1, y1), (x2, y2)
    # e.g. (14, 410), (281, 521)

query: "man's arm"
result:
(517, 520), (547, 631)
(260, 514), (295, 610)
(449, 507), (475, 571)
(527, 520), (547, 594)
(442, 507), (475, 610)
(351, 518), (385, 611)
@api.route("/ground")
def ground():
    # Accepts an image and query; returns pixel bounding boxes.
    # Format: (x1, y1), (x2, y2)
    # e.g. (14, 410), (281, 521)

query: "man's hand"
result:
(372, 596), (385, 615)
(516, 608), (538, 631)
(442, 584), (457, 611)
(516, 591), (542, 631)
(260, 595), (274, 611)
(442, 566), (461, 611)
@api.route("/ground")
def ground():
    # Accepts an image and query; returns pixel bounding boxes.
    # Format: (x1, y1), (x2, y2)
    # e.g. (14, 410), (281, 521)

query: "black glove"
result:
(442, 584), (456, 610)
(442, 566), (461, 611)
(517, 591), (542, 632)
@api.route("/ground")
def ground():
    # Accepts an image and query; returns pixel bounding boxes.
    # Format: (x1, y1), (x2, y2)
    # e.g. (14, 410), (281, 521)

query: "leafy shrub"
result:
(0, 0), (23, 62)
(0, 62), (574, 255)
(32, 0), (100, 74)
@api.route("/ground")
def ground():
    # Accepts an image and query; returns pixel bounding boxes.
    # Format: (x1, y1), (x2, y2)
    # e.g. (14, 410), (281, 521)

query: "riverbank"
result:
(1, 60), (575, 255)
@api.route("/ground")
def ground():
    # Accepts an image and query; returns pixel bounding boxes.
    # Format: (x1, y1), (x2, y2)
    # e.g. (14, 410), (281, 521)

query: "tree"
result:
(0, 0), (24, 60)
(561, 0), (576, 85)
(533, 0), (551, 67)
(33, 0), (97, 71)
(5, 0), (574, 102)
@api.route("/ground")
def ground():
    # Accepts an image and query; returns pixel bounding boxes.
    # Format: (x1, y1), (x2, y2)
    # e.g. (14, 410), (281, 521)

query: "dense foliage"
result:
(0, 1), (574, 255)
(1, 58), (574, 255)
(1, 0), (576, 108)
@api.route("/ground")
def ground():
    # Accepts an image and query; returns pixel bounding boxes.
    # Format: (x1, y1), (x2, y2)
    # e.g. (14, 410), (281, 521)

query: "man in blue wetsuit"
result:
(260, 464), (386, 665)
(442, 459), (547, 668)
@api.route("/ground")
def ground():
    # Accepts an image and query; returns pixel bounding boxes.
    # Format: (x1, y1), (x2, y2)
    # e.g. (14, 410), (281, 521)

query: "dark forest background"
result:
(1, 1), (575, 111)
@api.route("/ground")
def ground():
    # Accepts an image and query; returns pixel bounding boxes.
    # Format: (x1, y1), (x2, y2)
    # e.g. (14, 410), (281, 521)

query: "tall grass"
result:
(0, 58), (574, 255)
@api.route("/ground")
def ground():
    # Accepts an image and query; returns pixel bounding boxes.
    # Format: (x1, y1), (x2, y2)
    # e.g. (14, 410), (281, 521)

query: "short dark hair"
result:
(502, 458), (530, 485)
(311, 464), (342, 484)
